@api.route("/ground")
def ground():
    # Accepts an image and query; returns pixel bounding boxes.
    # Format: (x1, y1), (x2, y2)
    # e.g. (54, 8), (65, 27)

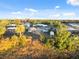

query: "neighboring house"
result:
(33, 24), (50, 33)
(68, 23), (79, 27)
(4, 24), (17, 37)
(24, 22), (31, 28)
(63, 23), (79, 34)
(67, 26), (79, 34)
(65, 23), (79, 31)
(33, 24), (48, 27)
(27, 23), (57, 37)
(68, 27), (77, 31)
(28, 26), (37, 32)
(6, 24), (16, 32)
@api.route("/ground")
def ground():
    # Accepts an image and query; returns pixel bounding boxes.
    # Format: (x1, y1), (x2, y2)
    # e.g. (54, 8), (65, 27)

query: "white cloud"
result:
(11, 11), (22, 15)
(53, 14), (60, 17)
(29, 9), (38, 12)
(55, 6), (60, 9)
(1, 8), (78, 19)
(49, 14), (61, 19)
(61, 12), (76, 19)
(9, 10), (77, 19)
(49, 12), (76, 19)
(67, 0), (79, 6)
(63, 12), (76, 16)
(24, 8), (38, 12)
(10, 8), (38, 19)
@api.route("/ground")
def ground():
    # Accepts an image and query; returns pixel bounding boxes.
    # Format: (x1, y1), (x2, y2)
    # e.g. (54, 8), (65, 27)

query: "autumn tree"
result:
(14, 19), (21, 25)
(15, 24), (25, 37)
(0, 26), (6, 38)
(0, 20), (9, 26)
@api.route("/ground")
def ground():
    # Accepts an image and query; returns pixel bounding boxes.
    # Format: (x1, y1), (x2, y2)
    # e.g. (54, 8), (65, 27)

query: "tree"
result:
(52, 21), (79, 51)
(55, 28), (71, 49)
(39, 33), (47, 43)
(19, 35), (27, 46)
(67, 35), (79, 51)
(14, 19), (21, 25)
(45, 39), (54, 48)
(15, 24), (25, 37)
(0, 20), (9, 26)
(53, 21), (71, 49)
(0, 26), (6, 38)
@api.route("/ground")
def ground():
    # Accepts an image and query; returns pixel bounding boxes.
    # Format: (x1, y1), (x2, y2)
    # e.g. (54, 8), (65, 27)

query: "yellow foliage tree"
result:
(0, 20), (9, 26)
(0, 26), (6, 37)
(15, 25), (25, 37)
(14, 19), (21, 25)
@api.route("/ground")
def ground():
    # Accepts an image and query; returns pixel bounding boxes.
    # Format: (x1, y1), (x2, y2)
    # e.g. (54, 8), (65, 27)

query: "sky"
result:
(0, 0), (79, 19)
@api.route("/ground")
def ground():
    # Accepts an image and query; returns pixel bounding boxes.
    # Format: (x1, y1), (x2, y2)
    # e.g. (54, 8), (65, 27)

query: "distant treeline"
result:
(0, 19), (79, 24)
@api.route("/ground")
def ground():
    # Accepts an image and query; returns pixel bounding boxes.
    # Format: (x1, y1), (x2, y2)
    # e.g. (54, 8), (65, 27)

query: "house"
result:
(4, 24), (17, 37)
(28, 26), (37, 32)
(6, 24), (16, 32)
(33, 24), (48, 27)
(24, 22), (31, 28)
(33, 24), (50, 33)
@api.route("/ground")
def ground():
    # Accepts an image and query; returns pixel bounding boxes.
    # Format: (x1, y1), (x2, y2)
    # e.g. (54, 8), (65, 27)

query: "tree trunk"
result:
(20, 32), (22, 38)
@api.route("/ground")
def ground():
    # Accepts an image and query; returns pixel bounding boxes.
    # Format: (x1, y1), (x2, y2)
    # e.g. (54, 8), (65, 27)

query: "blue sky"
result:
(0, 0), (79, 19)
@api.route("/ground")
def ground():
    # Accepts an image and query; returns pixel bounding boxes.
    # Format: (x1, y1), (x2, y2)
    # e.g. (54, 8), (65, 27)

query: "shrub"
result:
(40, 33), (47, 43)
(19, 35), (27, 46)
(45, 39), (54, 48)
(67, 35), (79, 51)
